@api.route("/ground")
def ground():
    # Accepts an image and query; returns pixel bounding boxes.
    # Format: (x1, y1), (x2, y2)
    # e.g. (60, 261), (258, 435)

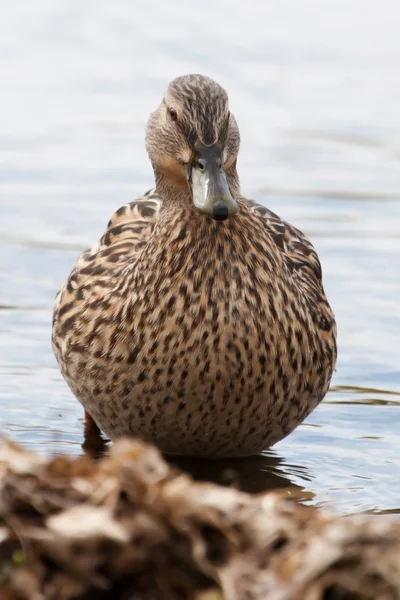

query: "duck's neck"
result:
(154, 171), (191, 212)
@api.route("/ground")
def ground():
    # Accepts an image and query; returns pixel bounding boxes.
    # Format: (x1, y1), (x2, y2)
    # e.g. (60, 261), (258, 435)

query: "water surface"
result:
(1, 0), (399, 515)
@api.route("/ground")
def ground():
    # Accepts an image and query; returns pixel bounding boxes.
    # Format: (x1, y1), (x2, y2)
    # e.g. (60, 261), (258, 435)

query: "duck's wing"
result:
(246, 200), (337, 337)
(71, 188), (162, 274)
(246, 200), (323, 290)
(52, 189), (162, 347)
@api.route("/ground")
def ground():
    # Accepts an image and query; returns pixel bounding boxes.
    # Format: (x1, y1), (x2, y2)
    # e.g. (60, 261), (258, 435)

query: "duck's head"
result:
(146, 74), (240, 221)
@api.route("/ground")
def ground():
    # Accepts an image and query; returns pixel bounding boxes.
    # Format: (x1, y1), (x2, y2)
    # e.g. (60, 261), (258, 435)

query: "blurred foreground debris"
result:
(0, 437), (399, 599)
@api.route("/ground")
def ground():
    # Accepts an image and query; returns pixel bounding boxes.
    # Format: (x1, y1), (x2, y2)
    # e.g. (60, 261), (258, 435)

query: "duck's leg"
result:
(84, 410), (101, 436)
(82, 410), (107, 458)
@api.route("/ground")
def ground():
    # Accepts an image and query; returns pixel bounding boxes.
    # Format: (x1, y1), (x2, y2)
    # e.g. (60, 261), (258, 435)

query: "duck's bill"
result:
(185, 144), (239, 221)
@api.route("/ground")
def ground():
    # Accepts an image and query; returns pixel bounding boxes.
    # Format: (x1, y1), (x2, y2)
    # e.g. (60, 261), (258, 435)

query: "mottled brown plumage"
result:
(52, 74), (337, 457)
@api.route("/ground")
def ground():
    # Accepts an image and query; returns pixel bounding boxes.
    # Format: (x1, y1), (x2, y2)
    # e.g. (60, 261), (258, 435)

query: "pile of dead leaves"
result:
(0, 437), (399, 599)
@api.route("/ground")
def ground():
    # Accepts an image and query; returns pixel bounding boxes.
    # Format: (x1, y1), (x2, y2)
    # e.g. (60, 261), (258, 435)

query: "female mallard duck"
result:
(52, 74), (337, 457)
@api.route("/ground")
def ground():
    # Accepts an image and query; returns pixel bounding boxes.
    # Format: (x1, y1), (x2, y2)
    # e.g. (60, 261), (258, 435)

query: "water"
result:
(1, 0), (399, 515)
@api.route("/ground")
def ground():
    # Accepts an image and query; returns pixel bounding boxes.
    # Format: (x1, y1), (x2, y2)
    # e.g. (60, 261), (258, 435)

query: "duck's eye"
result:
(168, 107), (178, 121)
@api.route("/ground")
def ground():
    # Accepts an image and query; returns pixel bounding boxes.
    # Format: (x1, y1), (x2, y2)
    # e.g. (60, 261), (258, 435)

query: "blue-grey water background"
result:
(0, 1), (399, 514)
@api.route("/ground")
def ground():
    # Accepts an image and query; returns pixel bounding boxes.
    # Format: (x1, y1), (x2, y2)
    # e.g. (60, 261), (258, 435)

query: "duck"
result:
(52, 74), (337, 458)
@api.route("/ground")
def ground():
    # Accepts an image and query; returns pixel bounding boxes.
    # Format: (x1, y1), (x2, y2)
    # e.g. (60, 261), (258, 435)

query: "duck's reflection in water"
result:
(169, 453), (313, 500)
(82, 426), (313, 501)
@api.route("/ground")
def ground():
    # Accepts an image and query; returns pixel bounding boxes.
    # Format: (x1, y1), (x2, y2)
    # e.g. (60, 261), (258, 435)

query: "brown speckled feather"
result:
(52, 74), (336, 457)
